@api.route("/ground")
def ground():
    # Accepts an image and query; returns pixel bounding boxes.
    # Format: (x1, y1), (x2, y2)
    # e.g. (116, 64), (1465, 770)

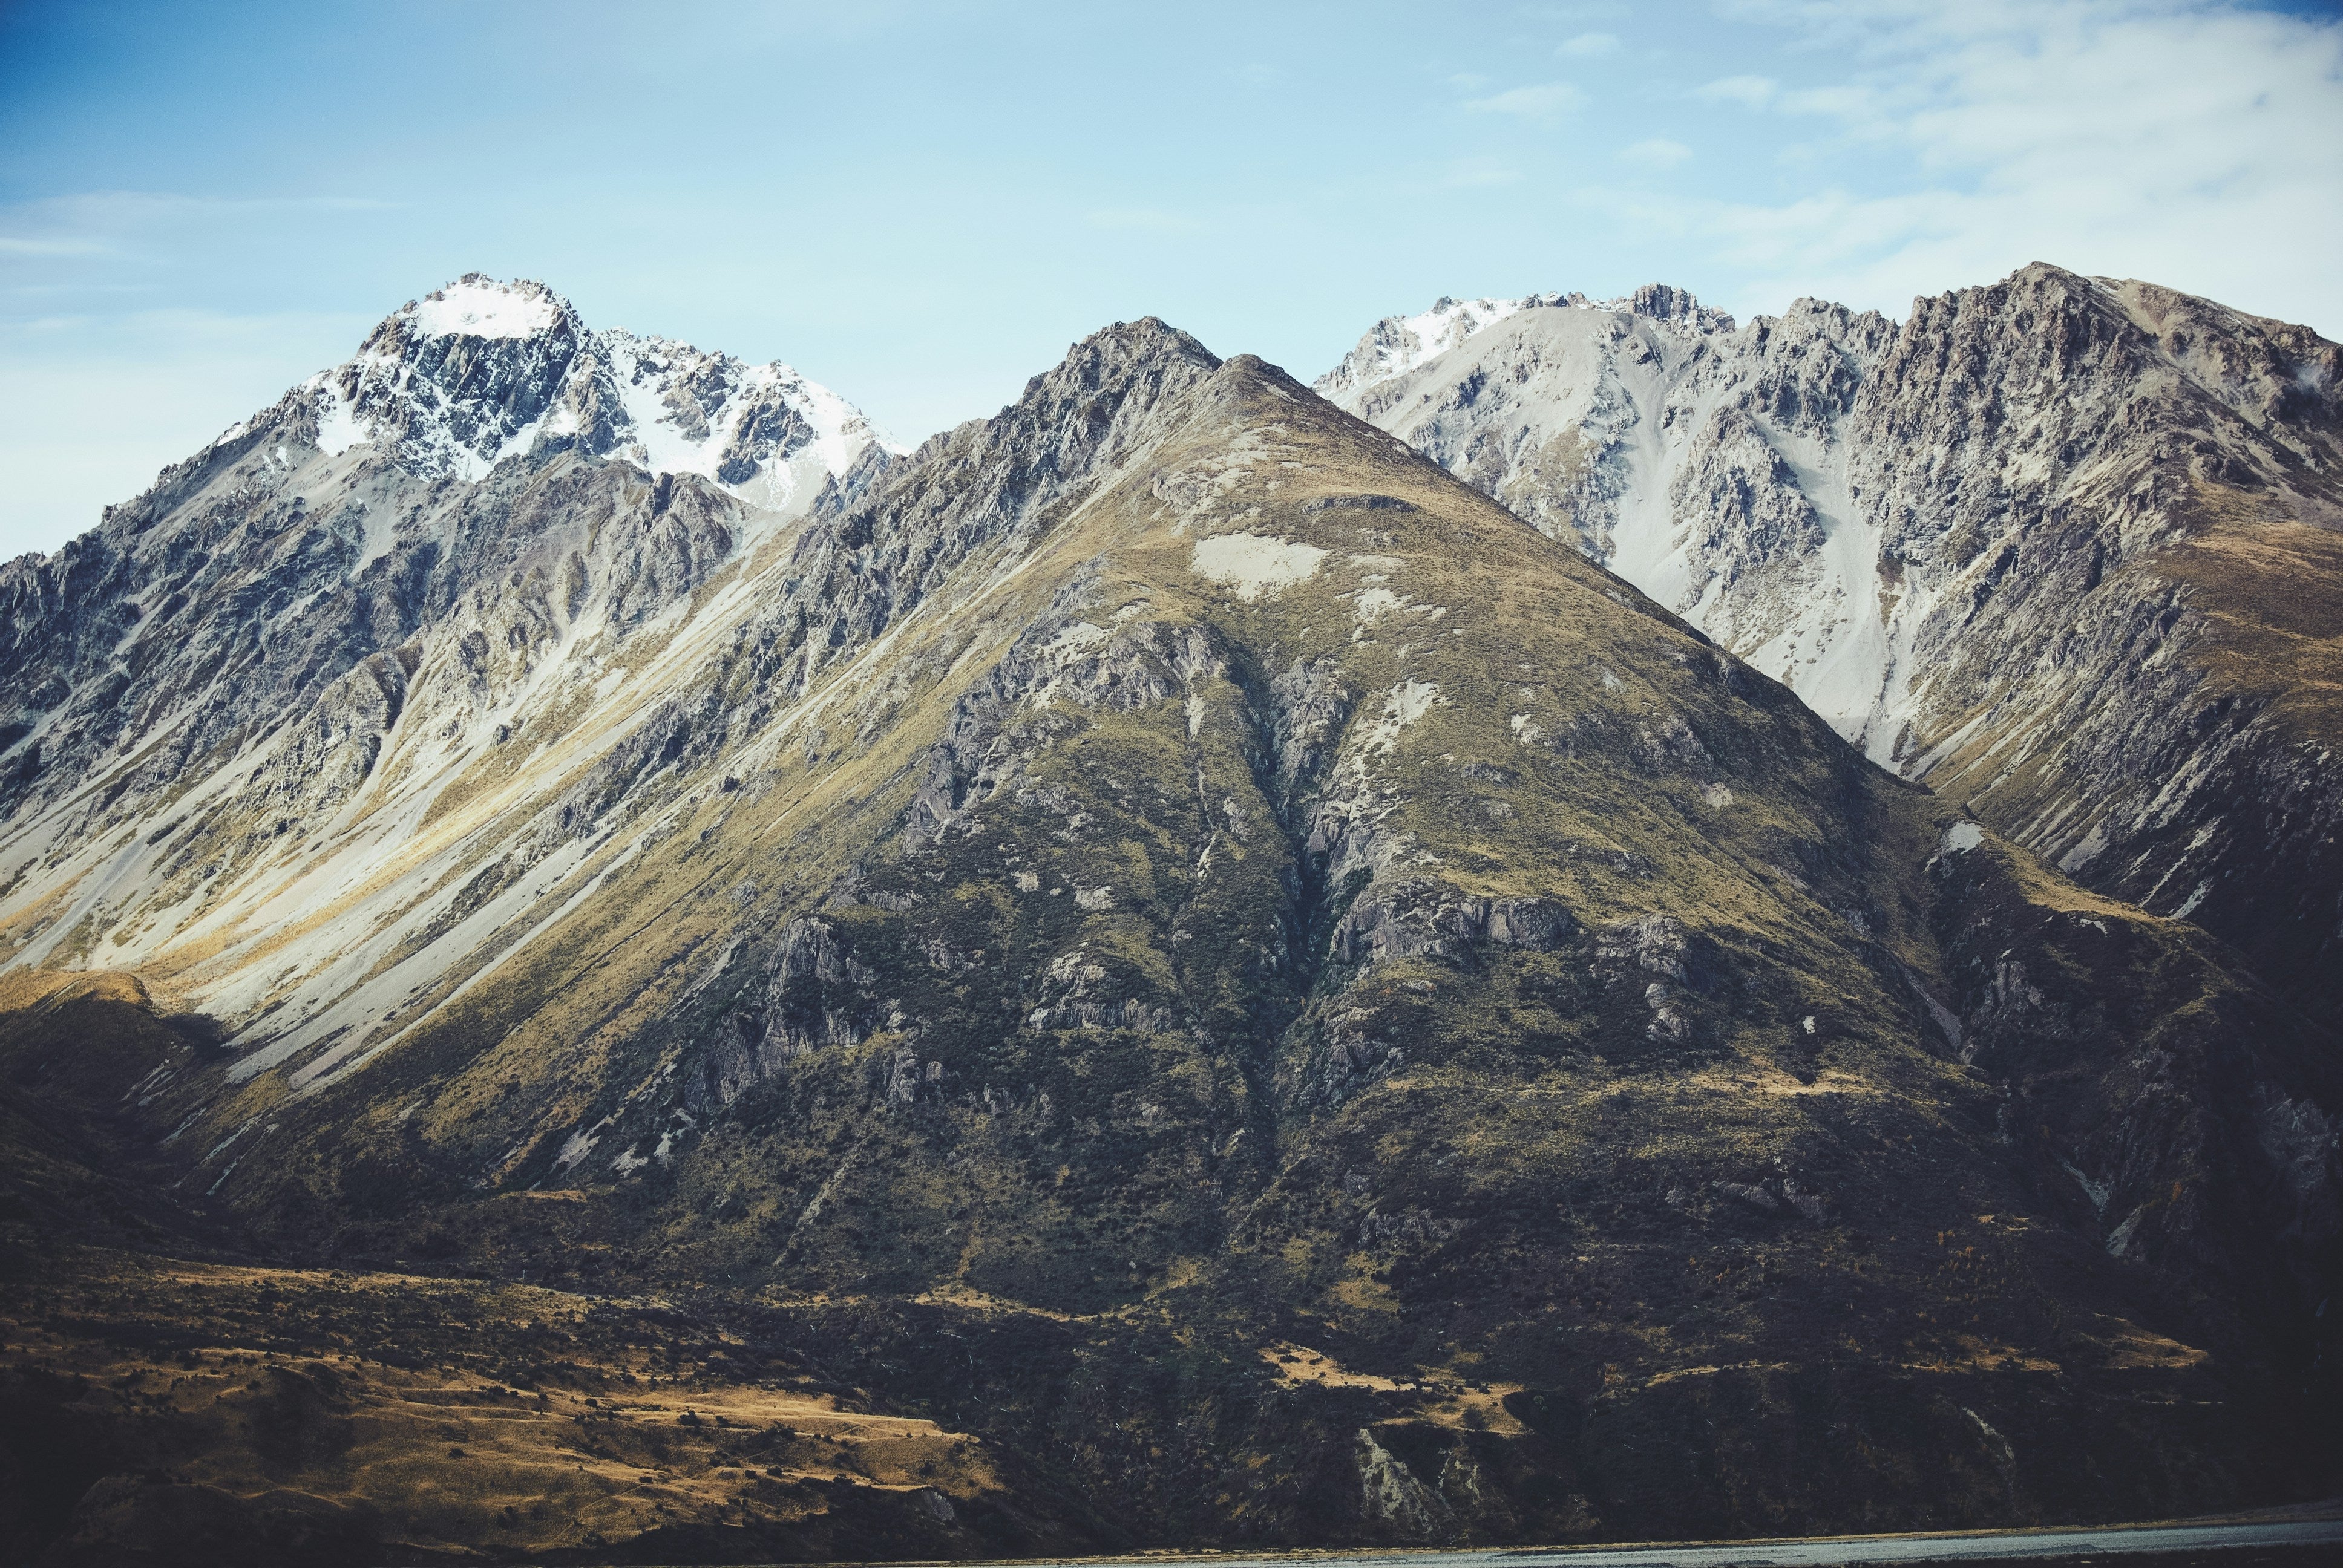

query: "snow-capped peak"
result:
(288, 276), (888, 509)
(406, 275), (564, 340)
(593, 329), (897, 509)
(1313, 292), (1571, 403)
(1314, 283), (1737, 407)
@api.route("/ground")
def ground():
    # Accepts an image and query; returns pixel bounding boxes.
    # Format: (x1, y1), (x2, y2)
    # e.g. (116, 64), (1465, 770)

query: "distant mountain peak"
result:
(1620, 281), (1735, 334)
(1320, 260), (2343, 1030)
(1314, 283), (1732, 403)
(1059, 316), (1224, 377)
(402, 274), (571, 341)
(283, 275), (890, 503)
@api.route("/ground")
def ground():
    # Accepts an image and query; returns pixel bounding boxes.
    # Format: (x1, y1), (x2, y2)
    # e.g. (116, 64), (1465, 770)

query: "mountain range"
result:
(0, 267), (2338, 1567)
(1320, 266), (2343, 1030)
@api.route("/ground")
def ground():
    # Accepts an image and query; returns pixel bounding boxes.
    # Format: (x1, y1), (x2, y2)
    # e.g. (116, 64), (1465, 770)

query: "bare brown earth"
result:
(0, 1247), (1084, 1566)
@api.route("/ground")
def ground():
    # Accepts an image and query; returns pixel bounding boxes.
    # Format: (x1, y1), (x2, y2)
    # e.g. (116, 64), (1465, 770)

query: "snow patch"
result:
(1190, 532), (1327, 600)
(1942, 821), (1985, 855)
(410, 279), (558, 339)
(1322, 295), (1561, 396)
(311, 381), (367, 457)
(2060, 1159), (2109, 1217)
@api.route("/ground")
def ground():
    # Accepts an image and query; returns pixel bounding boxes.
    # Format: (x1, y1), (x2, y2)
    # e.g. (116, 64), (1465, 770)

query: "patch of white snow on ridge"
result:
(410, 279), (557, 339)
(1383, 296), (1542, 372)
(1942, 821), (1985, 855)
(1191, 532), (1327, 600)
(791, 368), (897, 466)
(600, 334), (888, 504)
(1318, 294), (1569, 402)
(310, 379), (367, 457)
(612, 346), (709, 477)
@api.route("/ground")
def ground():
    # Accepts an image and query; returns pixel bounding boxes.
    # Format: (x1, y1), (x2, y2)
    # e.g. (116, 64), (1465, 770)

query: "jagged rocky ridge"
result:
(0, 284), (2339, 1558)
(1321, 264), (2343, 1028)
(0, 277), (891, 1075)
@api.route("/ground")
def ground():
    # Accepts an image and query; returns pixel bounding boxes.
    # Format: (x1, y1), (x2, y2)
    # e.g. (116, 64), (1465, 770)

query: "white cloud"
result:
(0, 237), (113, 258)
(1645, 1), (2343, 336)
(1464, 82), (1586, 119)
(1620, 137), (1694, 168)
(1557, 31), (1620, 57)
(1695, 73), (1779, 108)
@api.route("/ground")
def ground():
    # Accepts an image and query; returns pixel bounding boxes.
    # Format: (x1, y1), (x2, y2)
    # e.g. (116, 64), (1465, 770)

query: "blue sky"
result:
(3, 0), (2339, 555)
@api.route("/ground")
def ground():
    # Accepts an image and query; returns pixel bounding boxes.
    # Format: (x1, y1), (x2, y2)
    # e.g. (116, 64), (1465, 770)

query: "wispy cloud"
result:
(0, 192), (396, 278)
(1517, 2), (1623, 19)
(1695, 73), (1778, 108)
(0, 237), (111, 258)
(1557, 31), (1619, 57)
(1628, 1), (2343, 332)
(1464, 81), (1585, 119)
(1620, 137), (1694, 168)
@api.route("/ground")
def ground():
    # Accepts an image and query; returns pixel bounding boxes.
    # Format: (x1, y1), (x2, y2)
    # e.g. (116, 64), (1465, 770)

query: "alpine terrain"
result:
(0, 275), (2338, 1566)
(1320, 265), (2343, 1030)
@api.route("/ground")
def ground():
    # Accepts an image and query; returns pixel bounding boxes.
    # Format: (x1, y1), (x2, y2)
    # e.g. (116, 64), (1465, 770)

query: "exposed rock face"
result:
(318, 275), (883, 498)
(0, 276), (887, 1085)
(1, 289), (2339, 1556)
(1321, 264), (2343, 1026)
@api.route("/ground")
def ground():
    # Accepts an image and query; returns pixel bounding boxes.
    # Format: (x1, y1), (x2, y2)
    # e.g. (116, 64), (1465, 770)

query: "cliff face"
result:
(1322, 264), (2343, 1027)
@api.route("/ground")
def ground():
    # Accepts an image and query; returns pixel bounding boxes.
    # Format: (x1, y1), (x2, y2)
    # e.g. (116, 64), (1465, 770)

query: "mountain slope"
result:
(0, 276), (890, 1065)
(0, 303), (2339, 1558)
(1320, 264), (2343, 1030)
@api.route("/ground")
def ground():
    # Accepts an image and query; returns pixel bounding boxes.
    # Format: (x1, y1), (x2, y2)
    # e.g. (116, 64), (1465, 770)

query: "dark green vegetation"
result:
(2, 324), (2339, 1562)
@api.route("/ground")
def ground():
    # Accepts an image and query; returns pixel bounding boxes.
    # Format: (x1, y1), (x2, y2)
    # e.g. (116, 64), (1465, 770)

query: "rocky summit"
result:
(1, 273), (2339, 1566)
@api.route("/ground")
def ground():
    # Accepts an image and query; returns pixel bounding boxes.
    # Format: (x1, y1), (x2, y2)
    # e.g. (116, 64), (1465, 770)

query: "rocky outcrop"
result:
(1328, 881), (1574, 969)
